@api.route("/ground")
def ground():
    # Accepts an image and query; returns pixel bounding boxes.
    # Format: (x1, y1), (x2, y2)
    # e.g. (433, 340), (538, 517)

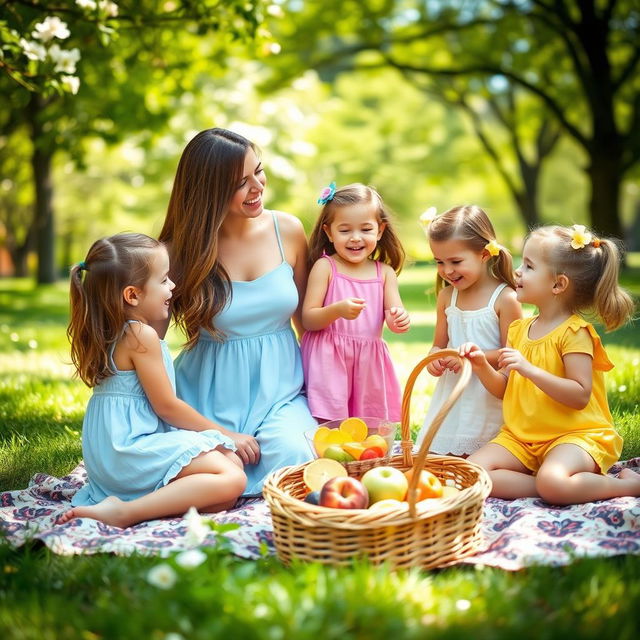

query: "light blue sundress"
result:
(174, 212), (316, 496)
(72, 323), (236, 506)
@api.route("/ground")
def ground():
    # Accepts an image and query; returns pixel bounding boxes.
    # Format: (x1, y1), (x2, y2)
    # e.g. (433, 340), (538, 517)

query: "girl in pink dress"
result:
(301, 183), (410, 422)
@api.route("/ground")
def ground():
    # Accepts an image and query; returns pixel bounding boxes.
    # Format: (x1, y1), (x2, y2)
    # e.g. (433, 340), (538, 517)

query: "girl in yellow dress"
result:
(460, 224), (640, 504)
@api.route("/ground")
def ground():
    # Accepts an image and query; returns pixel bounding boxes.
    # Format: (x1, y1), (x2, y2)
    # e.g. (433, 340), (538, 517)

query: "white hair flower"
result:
(570, 224), (592, 250)
(419, 207), (437, 234)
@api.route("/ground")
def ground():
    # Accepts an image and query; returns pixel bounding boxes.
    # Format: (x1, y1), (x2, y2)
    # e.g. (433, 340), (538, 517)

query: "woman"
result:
(159, 128), (315, 496)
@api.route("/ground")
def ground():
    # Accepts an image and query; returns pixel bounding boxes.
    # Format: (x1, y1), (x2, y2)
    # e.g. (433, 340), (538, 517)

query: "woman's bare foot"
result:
(57, 496), (130, 528)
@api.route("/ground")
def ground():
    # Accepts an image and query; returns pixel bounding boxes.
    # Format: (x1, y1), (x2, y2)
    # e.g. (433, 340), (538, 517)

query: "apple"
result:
(441, 485), (461, 498)
(360, 447), (384, 460)
(304, 490), (321, 505)
(361, 466), (408, 504)
(319, 476), (369, 510)
(322, 445), (355, 463)
(367, 498), (407, 512)
(404, 469), (443, 501)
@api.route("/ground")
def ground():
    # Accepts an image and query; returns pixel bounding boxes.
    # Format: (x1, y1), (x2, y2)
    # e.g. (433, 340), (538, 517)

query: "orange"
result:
(363, 434), (388, 455)
(302, 458), (348, 492)
(312, 426), (334, 456)
(404, 469), (443, 500)
(339, 417), (368, 442)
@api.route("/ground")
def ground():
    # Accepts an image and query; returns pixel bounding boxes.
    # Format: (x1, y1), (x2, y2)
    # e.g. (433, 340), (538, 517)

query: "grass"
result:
(1, 263), (640, 639)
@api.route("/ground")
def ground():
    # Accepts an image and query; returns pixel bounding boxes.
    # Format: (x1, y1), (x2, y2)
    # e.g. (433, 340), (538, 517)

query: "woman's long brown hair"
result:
(158, 128), (254, 348)
(67, 233), (161, 387)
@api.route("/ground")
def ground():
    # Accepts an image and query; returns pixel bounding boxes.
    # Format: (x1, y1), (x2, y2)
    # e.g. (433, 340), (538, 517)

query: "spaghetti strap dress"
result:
(300, 255), (401, 421)
(416, 283), (507, 456)
(174, 212), (315, 496)
(72, 322), (236, 507)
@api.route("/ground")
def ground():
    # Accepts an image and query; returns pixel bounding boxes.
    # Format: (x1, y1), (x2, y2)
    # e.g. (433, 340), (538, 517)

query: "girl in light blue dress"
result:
(159, 128), (315, 496)
(59, 233), (248, 529)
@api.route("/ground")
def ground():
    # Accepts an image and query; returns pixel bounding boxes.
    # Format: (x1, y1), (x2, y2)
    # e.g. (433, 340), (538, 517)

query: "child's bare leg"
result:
(535, 444), (640, 505)
(58, 450), (246, 528)
(469, 443), (538, 499)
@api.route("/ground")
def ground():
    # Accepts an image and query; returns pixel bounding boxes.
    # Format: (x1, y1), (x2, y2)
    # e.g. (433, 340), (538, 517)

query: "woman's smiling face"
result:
(227, 148), (267, 219)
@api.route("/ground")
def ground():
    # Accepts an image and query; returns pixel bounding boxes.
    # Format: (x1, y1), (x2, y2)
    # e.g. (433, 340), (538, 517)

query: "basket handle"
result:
(400, 349), (472, 518)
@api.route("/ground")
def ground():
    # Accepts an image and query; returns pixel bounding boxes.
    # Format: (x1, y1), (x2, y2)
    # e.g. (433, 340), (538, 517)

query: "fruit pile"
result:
(301, 458), (461, 511)
(312, 418), (390, 463)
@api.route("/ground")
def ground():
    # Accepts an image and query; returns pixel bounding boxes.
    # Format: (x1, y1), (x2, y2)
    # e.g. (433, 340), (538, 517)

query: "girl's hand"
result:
(440, 355), (461, 373)
(338, 297), (366, 320)
(427, 347), (446, 376)
(228, 433), (261, 466)
(458, 342), (489, 371)
(385, 307), (410, 333)
(497, 347), (534, 378)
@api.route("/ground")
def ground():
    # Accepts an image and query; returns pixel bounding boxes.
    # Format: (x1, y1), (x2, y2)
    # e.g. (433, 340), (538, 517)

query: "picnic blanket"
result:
(2, 458), (639, 571)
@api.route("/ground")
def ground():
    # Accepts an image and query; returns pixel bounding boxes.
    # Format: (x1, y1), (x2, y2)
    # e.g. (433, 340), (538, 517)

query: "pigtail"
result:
(592, 238), (635, 331)
(491, 249), (517, 290)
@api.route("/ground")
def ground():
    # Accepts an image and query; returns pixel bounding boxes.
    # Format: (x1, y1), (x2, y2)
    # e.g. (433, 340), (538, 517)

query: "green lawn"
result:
(1, 263), (640, 639)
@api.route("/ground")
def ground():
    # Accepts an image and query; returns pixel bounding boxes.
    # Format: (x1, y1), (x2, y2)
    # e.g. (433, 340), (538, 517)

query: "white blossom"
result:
(98, 0), (119, 17)
(183, 506), (210, 547)
(76, 0), (98, 8)
(49, 45), (81, 74)
(146, 563), (177, 589)
(175, 548), (207, 569)
(60, 75), (80, 95)
(32, 17), (70, 42)
(19, 39), (47, 61)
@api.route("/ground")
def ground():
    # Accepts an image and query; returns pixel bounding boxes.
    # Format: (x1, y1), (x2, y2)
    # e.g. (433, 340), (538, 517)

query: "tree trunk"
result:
(27, 94), (57, 284)
(587, 151), (623, 239)
(515, 162), (540, 230)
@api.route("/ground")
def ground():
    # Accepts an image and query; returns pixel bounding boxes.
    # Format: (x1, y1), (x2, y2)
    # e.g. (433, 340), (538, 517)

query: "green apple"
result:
(322, 445), (355, 463)
(361, 466), (408, 504)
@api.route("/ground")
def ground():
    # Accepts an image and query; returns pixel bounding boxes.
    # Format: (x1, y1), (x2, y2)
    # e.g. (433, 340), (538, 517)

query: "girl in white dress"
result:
(417, 205), (522, 456)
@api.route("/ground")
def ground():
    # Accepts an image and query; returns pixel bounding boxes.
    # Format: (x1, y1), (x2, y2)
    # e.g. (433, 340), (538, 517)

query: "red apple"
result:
(361, 466), (408, 504)
(360, 447), (384, 460)
(319, 476), (369, 510)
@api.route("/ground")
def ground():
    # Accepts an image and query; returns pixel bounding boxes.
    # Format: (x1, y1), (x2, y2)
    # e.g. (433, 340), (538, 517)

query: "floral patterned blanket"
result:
(2, 458), (639, 571)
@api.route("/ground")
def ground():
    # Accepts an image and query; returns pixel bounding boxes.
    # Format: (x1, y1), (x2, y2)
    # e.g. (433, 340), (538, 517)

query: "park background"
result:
(2, 1), (640, 638)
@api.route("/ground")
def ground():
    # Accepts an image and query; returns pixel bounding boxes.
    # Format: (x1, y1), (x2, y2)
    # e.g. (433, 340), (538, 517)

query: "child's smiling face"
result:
(130, 246), (175, 325)
(515, 235), (557, 305)
(429, 237), (488, 291)
(323, 203), (385, 267)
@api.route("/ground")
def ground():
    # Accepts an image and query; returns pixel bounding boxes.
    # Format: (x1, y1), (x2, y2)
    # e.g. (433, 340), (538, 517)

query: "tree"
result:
(1, 0), (268, 282)
(269, 0), (640, 238)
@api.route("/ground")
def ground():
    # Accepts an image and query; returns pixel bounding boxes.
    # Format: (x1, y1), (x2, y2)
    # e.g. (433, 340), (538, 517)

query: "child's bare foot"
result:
(618, 468), (640, 495)
(57, 496), (130, 528)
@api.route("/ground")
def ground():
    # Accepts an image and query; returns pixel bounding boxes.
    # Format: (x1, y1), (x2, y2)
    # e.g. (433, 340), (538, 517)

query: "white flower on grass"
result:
(164, 633), (185, 640)
(175, 548), (207, 569)
(98, 0), (119, 17)
(618, 385), (627, 393)
(76, 0), (98, 8)
(60, 75), (80, 95)
(49, 45), (81, 74)
(183, 506), (210, 547)
(19, 39), (47, 61)
(147, 563), (177, 589)
(32, 17), (70, 42)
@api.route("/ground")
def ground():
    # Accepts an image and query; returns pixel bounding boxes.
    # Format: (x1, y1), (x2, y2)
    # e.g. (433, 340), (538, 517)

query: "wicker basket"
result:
(262, 349), (492, 569)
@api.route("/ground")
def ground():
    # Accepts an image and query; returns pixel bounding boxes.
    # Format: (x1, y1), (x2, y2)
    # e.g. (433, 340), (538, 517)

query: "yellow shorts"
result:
(491, 427), (623, 475)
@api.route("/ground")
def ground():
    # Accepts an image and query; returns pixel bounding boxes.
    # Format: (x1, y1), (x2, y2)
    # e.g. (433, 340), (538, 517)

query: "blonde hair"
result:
(308, 183), (405, 273)
(158, 128), (256, 348)
(529, 225), (635, 331)
(67, 233), (161, 387)
(427, 205), (516, 293)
